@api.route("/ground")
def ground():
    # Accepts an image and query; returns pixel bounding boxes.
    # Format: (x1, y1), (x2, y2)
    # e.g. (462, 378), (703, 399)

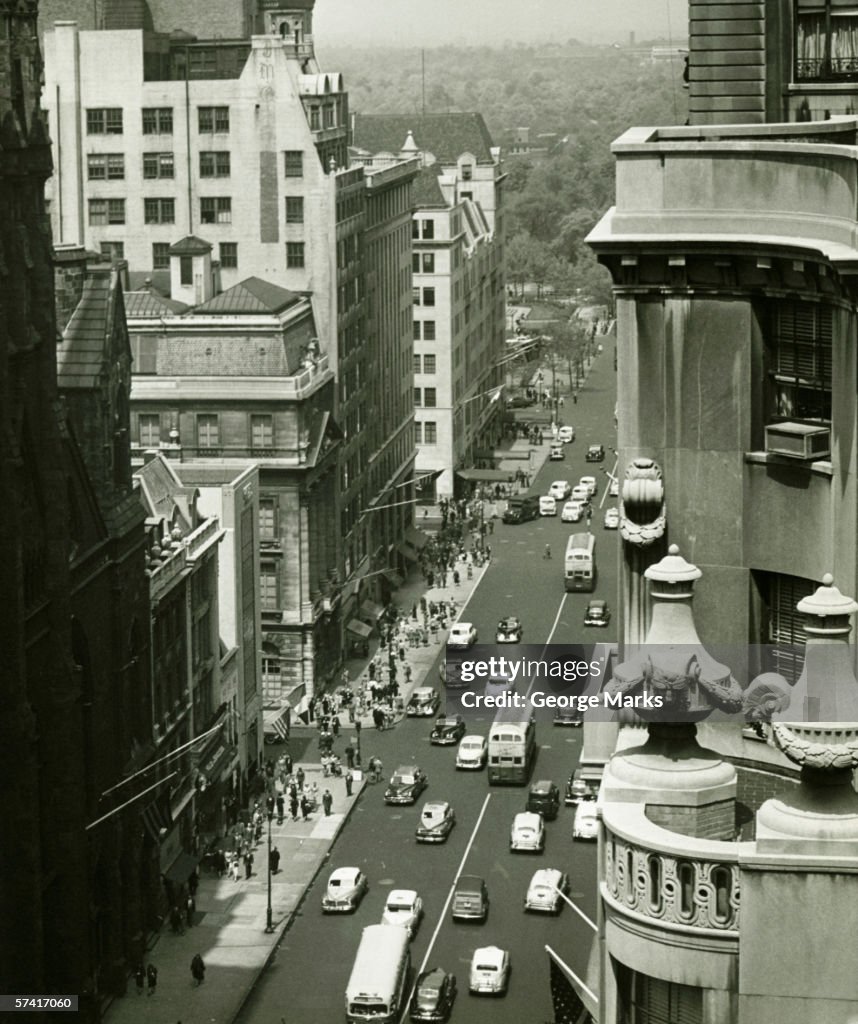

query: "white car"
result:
(448, 622), (477, 649)
(549, 443), (565, 461)
(571, 484), (591, 505)
(561, 499), (585, 523)
(382, 889), (424, 937)
(573, 800), (598, 841)
(609, 477), (619, 497)
(456, 735), (488, 770)
(407, 686), (441, 716)
(510, 811), (545, 853)
(321, 866), (368, 913)
(524, 868), (570, 914)
(548, 480), (571, 500)
(538, 495), (557, 516)
(557, 425), (575, 443)
(603, 507), (620, 529)
(579, 475), (598, 497)
(469, 946), (510, 995)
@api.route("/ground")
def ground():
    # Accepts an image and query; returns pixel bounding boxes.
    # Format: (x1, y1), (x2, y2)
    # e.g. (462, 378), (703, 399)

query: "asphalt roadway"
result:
(236, 350), (619, 1024)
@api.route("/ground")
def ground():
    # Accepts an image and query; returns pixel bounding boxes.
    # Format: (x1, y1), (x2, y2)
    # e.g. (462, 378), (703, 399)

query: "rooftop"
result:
(190, 277), (304, 316)
(352, 112), (496, 164)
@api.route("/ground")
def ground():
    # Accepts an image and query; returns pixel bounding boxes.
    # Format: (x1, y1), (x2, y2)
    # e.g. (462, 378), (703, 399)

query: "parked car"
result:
(456, 735), (488, 770)
(502, 495), (540, 524)
(416, 801), (456, 844)
(510, 811), (545, 853)
(385, 765), (428, 805)
(565, 768), (599, 805)
(579, 475), (598, 496)
(407, 686), (441, 717)
(584, 599), (611, 627)
(553, 705), (584, 727)
(495, 616), (523, 643)
(548, 480), (572, 500)
(603, 507), (620, 530)
(586, 443), (605, 462)
(469, 946), (510, 995)
(561, 499), (585, 522)
(573, 800), (599, 841)
(409, 967), (458, 1022)
(539, 495), (557, 516)
(609, 477), (619, 497)
(451, 874), (489, 921)
(321, 866), (368, 913)
(507, 395), (532, 409)
(526, 780), (560, 821)
(382, 889), (423, 937)
(549, 443), (565, 461)
(430, 714), (466, 746)
(524, 868), (570, 914)
(448, 622), (477, 649)
(557, 425), (575, 443)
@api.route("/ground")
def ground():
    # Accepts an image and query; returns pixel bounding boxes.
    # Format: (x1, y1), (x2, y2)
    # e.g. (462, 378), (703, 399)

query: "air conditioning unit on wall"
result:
(764, 422), (830, 460)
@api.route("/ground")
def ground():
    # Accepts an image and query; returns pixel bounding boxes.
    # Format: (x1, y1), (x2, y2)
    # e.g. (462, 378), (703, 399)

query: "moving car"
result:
(584, 598), (611, 627)
(502, 495), (540, 524)
(415, 801), (456, 844)
(571, 484), (592, 506)
(451, 874), (490, 921)
(407, 686), (441, 717)
(526, 779), (560, 821)
(448, 622), (478, 649)
(561, 499), (585, 522)
(510, 811), (545, 853)
(557, 425), (575, 443)
(439, 659), (465, 688)
(456, 735), (488, 770)
(549, 443), (565, 461)
(586, 443), (605, 462)
(381, 889), (423, 937)
(603, 507), (620, 530)
(553, 705), (584, 727)
(409, 967), (458, 1022)
(524, 868), (570, 914)
(548, 480), (572, 500)
(495, 616), (523, 643)
(430, 714), (466, 745)
(565, 768), (599, 805)
(573, 800), (599, 841)
(579, 475), (598, 496)
(609, 477), (619, 497)
(321, 866), (368, 913)
(507, 394), (531, 409)
(469, 946), (510, 995)
(384, 765), (428, 805)
(538, 495), (557, 516)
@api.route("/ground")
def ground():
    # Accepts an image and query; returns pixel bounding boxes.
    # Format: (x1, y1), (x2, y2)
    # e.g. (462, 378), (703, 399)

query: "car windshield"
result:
(329, 878), (343, 888)
(462, 741), (481, 750)
(392, 774), (414, 785)
(418, 987), (439, 1001)
(476, 963), (497, 972)
(387, 902), (412, 913)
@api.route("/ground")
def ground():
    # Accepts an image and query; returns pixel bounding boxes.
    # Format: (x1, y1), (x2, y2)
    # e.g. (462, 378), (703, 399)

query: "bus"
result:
(564, 532), (596, 592)
(487, 704), (537, 785)
(345, 924), (411, 1023)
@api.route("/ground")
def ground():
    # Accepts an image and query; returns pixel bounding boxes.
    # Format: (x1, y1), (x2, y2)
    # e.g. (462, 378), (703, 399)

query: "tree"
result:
(544, 319), (589, 393)
(505, 231), (539, 297)
(570, 247), (614, 310)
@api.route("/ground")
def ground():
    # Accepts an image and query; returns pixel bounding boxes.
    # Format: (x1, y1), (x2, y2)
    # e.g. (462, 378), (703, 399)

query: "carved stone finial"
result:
(619, 457), (666, 547)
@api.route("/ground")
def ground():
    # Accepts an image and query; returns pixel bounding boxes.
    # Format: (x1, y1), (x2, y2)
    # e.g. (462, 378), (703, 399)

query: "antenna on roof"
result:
(421, 49), (426, 117)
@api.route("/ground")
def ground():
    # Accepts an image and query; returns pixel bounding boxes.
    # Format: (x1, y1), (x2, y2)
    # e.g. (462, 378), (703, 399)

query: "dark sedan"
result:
(384, 765), (428, 805)
(585, 443), (605, 462)
(410, 967), (457, 1022)
(430, 715), (466, 745)
(495, 615), (523, 643)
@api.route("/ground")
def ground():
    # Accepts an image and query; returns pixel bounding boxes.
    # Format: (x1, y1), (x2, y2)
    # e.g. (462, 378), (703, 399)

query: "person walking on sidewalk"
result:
(191, 953), (206, 987)
(231, 855), (241, 882)
(345, 770), (353, 797)
(244, 850), (254, 879)
(301, 794), (311, 821)
(146, 963), (158, 996)
(185, 893), (195, 928)
(276, 793), (284, 824)
(134, 963), (145, 996)
(270, 847), (280, 874)
(322, 789), (333, 816)
(296, 766), (305, 790)
(344, 743), (355, 769)
(289, 792), (299, 821)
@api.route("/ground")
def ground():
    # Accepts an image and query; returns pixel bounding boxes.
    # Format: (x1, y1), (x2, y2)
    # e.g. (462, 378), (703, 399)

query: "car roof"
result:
(580, 474), (596, 481)
(575, 801), (598, 817)
(460, 734), (485, 744)
(452, 622), (473, 630)
(551, 479), (567, 485)
(330, 866), (360, 881)
(455, 874), (485, 890)
(394, 763), (420, 773)
(530, 779), (554, 793)
(530, 868), (563, 886)
(417, 967), (448, 986)
(413, 686), (435, 696)
(473, 946), (505, 963)
(587, 444), (602, 450)
(588, 599), (606, 609)
(422, 801), (450, 814)
(514, 811), (542, 825)
(387, 888), (418, 902)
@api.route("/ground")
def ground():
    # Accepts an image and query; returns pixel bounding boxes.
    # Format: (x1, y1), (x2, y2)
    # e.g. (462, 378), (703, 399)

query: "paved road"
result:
(237, 352), (618, 1024)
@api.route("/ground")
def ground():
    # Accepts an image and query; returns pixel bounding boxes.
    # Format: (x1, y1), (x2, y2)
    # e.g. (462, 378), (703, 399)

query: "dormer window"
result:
(462, 164), (473, 181)
(796, 0), (858, 81)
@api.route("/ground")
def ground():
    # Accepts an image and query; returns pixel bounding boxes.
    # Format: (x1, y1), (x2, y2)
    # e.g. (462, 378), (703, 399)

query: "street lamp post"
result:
(265, 795), (274, 933)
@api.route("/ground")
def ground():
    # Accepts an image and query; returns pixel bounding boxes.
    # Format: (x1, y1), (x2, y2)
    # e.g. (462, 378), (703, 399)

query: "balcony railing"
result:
(796, 57), (858, 82)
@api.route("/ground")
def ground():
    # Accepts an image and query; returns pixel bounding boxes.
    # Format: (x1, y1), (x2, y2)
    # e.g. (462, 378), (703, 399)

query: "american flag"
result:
(548, 949), (595, 1024)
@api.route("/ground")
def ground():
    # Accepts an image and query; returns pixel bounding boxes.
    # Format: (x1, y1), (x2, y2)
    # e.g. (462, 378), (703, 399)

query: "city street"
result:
(237, 350), (618, 1023)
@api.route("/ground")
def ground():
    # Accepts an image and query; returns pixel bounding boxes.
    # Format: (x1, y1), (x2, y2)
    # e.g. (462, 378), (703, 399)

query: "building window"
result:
(413, 321), (421, 341)
(758, 570), (816, 685)
(617, 965), (703, 1024)
(423, 354), (436, 374)
(423, 387), (437, 408)
(196, 414), (219, 450)
(422, 218), (434, 239)
(414, 387), (422, 407)
(413, 287), (421, 306)
(251, 414), (274, 452)
(100, 240), (124, 260)
(423, 287), (435, 307)
(423, 320), (436, 341)
(323, 103), (335, 128)
(142, 107), (173, 134)
(260, 562), (279, 610)
(87, 153), (125, 180)
(200, 197), (232, 224)
(309, 106), (320, 130)
(88, 198), (125, 225)
(138, 414), (160, 446)
(413, 354), (422, 373)
(152, 242), (170, 269)
(199, 151), (231, 177)
(412, 220), (420, 239)
(144, 198), (175, 224)
(284, 150), (303, 177)
(423, 421), (437, 444)
(422, 253), (435, 273)
(796, 0), (858, 80)
(286, 241), (305, 268)
(412, 253), (421, 274)
(180, 256), (193, 285)
(198, 106), (229, 133)
(219, 242), (238, 268)
(285, 196), (304, 224)
(143, 152), (174, 179)
(87, 108), (123, 134)
(259, 498), (277, 540)
(767, 300), (832, 422)
(462, 163), (473, 181)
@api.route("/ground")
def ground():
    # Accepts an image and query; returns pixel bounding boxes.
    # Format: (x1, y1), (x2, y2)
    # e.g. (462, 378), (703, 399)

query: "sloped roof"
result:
(169, 235), (213, 255)
(412, 166), (447, 207)
(124, 290), (188, 317)
(190, 276), (303, 315)
(57, 271), (114, 389)
(352, 113), (496, 163)
(136, 454), (195, 533)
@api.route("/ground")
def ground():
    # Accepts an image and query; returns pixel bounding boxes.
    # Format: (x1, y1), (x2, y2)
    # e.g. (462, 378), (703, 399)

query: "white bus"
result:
(487, 704), (537, 785)
(345, 924), (411, 1023)
(564, 532), (596, 592)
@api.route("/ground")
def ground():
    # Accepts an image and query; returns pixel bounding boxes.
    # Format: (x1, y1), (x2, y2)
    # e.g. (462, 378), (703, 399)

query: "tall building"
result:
(352, 115), (507, 500)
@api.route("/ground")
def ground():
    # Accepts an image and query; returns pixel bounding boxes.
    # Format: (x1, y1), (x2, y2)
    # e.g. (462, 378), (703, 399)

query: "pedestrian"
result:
(354, 718), (361, 738)
(135, 963), (145, 996)
(191, 953), (205, 987)
(170, 904), (183, 934)
(544, 543), (551, 560)
(185, 893), (195, 927)
(270, 846), (280, 874)
(146, 963), (158, 996)
(452, 569), (460, 586)
(322, 789), (333, 816)
(332, 715), (340, 738)
(345, 770), (353, 797)
(301, 794), (310, 821)
(296, 766), (305, 789)
(231, 855), (241, 882)
(276, 793), (284, 824)
(244, 851), (254, 879)
(283, 752), (293, 775)
(217, 849), (227, 877)
(289, 793), (299, 821)
(188, 869), (199, 898)
(344, 743), (355, 769)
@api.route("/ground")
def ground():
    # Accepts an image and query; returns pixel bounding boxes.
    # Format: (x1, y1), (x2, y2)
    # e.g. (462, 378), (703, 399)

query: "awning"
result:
(456, 468), (515, 483)
(263, 705), (291, 740)
(141, 791), (172, 842)
(360, 600), (385, 622)
(163, 850), (199, 884)
(405, 525), (429, 551)
(347, 618), (372, 638)
(383, 568), (405, 587)
(197, 742), (234, 784)
(397, 543), (418, 563)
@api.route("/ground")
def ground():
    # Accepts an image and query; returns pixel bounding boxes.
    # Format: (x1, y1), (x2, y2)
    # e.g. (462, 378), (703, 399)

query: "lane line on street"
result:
(523, 591), (569, 699)
(398, 791), (493, 1023)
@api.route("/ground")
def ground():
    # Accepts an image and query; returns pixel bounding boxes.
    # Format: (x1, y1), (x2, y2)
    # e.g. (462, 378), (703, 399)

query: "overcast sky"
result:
(313, 0), (688, 48)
